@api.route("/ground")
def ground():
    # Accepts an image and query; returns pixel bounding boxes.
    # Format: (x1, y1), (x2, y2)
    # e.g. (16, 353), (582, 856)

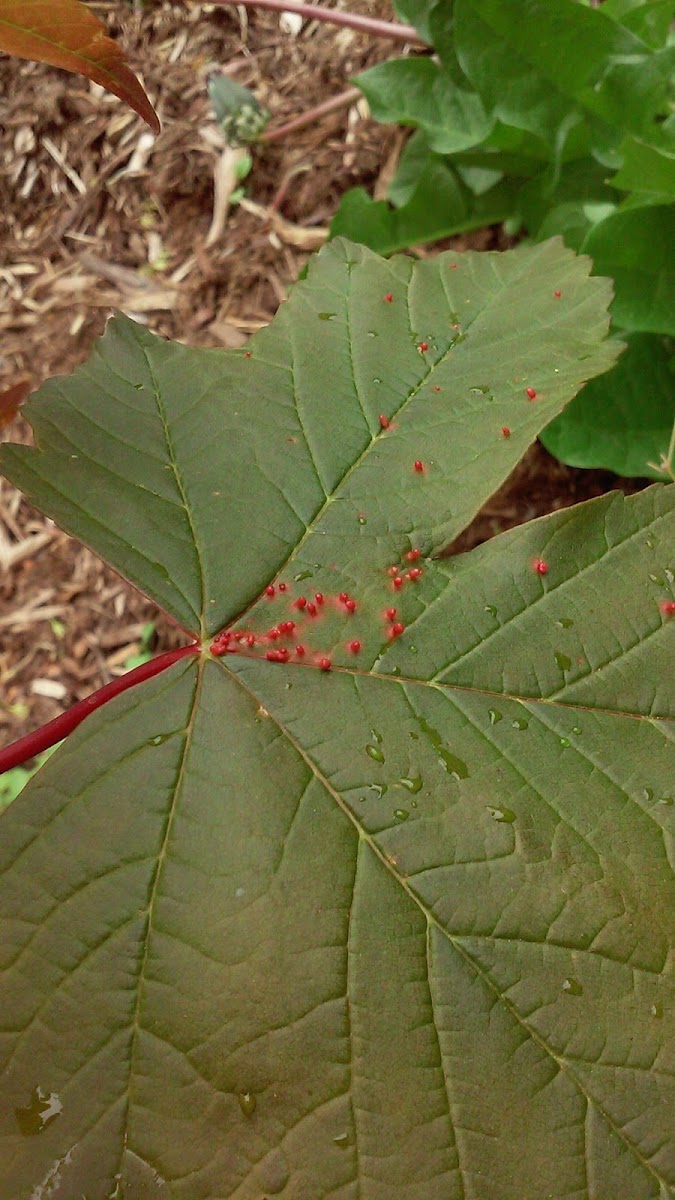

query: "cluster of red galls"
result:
(209, 548), (426, 670)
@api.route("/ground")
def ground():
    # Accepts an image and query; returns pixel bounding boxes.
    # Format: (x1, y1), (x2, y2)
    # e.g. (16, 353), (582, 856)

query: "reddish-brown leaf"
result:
(0, 379), (31, 429)
(0, 0), (159, 133)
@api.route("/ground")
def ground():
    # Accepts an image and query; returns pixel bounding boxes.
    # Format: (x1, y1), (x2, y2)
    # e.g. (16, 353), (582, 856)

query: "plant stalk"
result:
(0, 644), (199, 775)
(260, 85), (362, 142)
(205, 0), (428, 46)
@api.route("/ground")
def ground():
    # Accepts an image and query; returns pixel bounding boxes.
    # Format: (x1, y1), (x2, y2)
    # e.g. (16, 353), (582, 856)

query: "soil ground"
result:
(0, 0), (645, 749)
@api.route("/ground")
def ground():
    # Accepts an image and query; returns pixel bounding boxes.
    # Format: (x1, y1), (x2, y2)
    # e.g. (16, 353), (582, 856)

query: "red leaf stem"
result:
(0, 644), (199, 775)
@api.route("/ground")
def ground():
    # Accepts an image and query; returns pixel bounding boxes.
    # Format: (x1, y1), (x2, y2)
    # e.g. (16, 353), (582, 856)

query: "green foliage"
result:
(1, 238), (673, 1198)
(333, 0), (675, 477)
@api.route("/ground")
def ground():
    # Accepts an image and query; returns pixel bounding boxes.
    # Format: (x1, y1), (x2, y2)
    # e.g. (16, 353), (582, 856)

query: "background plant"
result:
(1, 236), (673, 1198)
(330, 0), (675, 482)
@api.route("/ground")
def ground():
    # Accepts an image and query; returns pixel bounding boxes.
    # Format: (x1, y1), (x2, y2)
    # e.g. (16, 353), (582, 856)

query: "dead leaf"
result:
(0, 379), (31, 429)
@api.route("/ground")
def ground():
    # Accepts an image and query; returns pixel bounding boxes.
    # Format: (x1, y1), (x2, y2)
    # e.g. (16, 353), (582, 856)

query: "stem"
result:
(0, 644), (199, 775)
(206, 0), (428, 45)
(260, 85), (362, 143)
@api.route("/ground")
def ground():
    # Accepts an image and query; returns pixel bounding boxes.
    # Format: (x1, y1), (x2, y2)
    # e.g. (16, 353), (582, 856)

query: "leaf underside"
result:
(0, 238), (673, 1199)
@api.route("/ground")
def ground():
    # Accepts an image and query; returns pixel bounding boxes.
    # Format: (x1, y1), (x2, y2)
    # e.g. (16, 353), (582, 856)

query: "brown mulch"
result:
(0, 0), (646, 749)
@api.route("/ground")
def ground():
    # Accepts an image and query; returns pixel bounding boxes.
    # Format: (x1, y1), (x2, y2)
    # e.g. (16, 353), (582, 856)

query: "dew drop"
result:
(512, 717), (529, 730)
(484, 604), (498, 618)
(357, 514), (367, 525)
(555, 652), (572, 672)
(488, 708), (503, 725)
(562, 977), (583, 996)
(571, 725), (581, 735)
(237, 1091), (257, 1117)
(368, 783), (388, 799)
(646, 536), (655, 549)
(487, 806), (516, 824)
(371, 728), (384, 743)
(294, 569), (313, 581)
(439, 749), (469, 780)
(556, 617), (574, 628)
(318, 312), (336, 321)
(469, 384), (490, 395)
(333, 1132), (351, 1149)
(399, 774), (423, 794)
(366, 744), (385, 763)
(643, 787), (654, 802)
(394, 808), (410, 822)
(649, 572), (666, 586)
(559, 737), (571, 748)
(651, 1002), (663, 1018)
(409, 731), (419, 741)
(659, 796), (673, 806)
(15, 1087), (63, 1137)
(409, 644), (418, 654)
(148, 733), (173, 747)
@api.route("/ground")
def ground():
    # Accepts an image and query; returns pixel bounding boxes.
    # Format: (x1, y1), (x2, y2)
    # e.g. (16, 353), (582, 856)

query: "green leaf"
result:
(610, 136), (675, 202)
(2, 238), (673, 1199)
(581, 204), (675, 335)
(356, 58), (493, 154)
(602, 0), (675, 48)
(331, 169), (518, 255)
(453, 0), (672, 152)
(542, 332), (675, 479)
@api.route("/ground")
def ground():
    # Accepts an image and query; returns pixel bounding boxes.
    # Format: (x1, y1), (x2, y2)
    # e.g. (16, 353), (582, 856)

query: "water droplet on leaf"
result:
(512, 718), (529, 730)
(399, 774), (423, 794)
(556, 617), (574, 628)
(318, 312), (335, 321)
(366, 744), (385, 763)
(562, 977), (583, 996)
(484, 604), (498, 618)
(15, 1087), (63, 1136)
(394, 808), (410, 822)
(487, 806), (516, 824)
(555, 652), (572, 672)
(238, 1091), (257, 1117)
(488, 709), (502, 725)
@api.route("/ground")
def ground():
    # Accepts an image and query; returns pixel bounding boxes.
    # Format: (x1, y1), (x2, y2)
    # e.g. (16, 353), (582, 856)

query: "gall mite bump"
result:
(295, 644), (306, 656)
(278, 582), (287, 592)
(277, 647), (289, 662)
(385, 293), (394, 303)
(414, 460), (425, 473)
(339, 592), (349, 603)
(660, 600), (675, 616)
(393, 576), (403, 589)
(266, 650), (279, 662)
(433, 386), (441, 392)
(267, 628), (280, 640)
(526, 387), (537, 400)
(246, 635), (256, 647)
(418, 341), (429, 353)
(408, 567), (422, 581)
(390, 622), (405, 638)
(244, 351), (251, 358)
(379, 414), (390, 430)
(319, 657), (332, 672)
(450, 263), (457, 269)
(265, 585), (275, 597)
(406, 549), (421, 562)
(387, 566), (398, 577)
(554, 290), (561, 298)
(385, 607), (397, 620)
(315, 592), (325, 605)
(533, 558), (549, 575)
(349, 640), (362, 654)
(501, 426), (511, 438)
(295, 596), (307, 609)
(307, 602), (318, 616)
(345, 599), (357, 613)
